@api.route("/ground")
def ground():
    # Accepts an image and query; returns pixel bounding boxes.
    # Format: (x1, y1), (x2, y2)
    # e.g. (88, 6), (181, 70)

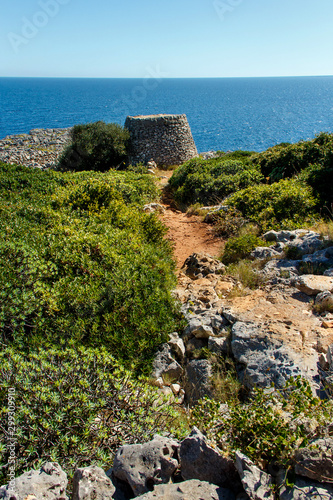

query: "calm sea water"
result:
(1, 76), (333, 153)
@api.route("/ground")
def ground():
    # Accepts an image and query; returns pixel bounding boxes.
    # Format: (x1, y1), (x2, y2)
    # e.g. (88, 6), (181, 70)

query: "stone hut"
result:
(124, 114), (198, 167)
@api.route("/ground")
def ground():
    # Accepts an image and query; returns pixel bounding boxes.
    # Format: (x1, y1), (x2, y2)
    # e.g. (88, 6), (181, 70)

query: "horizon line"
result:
(1, 74), (333, 79)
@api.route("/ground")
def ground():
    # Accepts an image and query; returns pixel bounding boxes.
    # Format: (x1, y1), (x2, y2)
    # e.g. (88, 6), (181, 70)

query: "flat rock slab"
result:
(294, 275), (333, 296)
(135, 479), (235, 500)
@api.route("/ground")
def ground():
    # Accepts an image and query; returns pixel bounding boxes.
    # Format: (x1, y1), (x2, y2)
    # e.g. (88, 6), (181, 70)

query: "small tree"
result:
(58, 121), (130, 172)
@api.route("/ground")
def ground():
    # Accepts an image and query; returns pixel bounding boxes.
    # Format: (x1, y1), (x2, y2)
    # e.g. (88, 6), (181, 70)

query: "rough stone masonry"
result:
(124, 114), (198, 167)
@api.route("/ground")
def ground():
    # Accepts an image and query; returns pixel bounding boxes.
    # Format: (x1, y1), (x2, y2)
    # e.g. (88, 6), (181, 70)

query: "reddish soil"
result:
(161, 208), (223, 269)
(157, 170), (224, 269)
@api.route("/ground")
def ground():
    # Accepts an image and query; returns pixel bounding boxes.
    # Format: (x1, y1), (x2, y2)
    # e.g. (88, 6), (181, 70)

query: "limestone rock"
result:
(235, 451), (274, 500)
(151, 344), (183, 383)
(294, 275), (333, 296)
(182, 253), (225, 280)
(208, 336), (229, 356)
(294, 438), (333, 482)
(184, 359), (212, 404)
(72, 465), (115, 499)
(302, 246), (333, 267)
(315, 290), (333, 311)
(231, 322), (318, 389)
(0, 462), (68, 500)
(278, 473), (333, 500)
(324, 268), (333, 277)
(179, 427), (239, 490)
(112, 435), (179, 497)
(143, 203), (165, 213)
(168, 334), (186, 360)
(250, 246), (281, 260)
(135, 479), (236, 499)
(184, 318), (214, 339)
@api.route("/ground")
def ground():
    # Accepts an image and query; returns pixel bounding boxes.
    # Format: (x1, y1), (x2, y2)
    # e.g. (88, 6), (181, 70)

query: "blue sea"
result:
(1, 76), (333, 153)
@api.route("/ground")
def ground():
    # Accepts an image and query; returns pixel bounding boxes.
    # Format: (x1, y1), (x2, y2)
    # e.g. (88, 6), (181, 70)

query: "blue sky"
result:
(1, 0), (332, 78)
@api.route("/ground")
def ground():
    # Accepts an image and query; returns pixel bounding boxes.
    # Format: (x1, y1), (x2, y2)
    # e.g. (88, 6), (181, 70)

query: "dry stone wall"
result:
(124, 114), (198, 167)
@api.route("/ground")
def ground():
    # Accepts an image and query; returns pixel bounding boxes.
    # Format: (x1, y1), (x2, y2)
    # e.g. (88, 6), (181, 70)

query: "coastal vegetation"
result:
(170, 132), (333, 235)
(1, 127), (333, 488)
(58, 121), (130, 172)
(0, 161), (180, 369)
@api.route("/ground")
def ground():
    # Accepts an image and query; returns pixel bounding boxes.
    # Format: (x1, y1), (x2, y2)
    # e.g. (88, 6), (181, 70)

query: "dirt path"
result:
(157, 170), (224, 269)
(161, 209), (223, 269)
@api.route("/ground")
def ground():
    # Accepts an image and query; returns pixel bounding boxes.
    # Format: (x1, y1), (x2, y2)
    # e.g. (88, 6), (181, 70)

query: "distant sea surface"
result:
(1, 76), (333, 153)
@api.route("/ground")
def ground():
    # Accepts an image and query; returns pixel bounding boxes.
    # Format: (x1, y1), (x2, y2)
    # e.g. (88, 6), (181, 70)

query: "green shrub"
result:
(0, 163), (179, 370)
(222, 234), (268, 264)
(191, 376), (333, 471)
(226, 179), (318, 231)
(169, 157), (263, 206)
(251, 132), (333, 183)
(0, 346), (186, 483)
(58, 121), (130, 172)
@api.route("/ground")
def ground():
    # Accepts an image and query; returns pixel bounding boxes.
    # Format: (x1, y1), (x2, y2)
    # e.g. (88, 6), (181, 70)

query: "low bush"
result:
(222, 234), (268, 264)
(58, 121), (130, 172)
(169, 157), (263, 206)
(0, 346), (186, 483)
(191, 376), (333, 472)
(251, 132), (333, 183)
(226, 179), (319, 231)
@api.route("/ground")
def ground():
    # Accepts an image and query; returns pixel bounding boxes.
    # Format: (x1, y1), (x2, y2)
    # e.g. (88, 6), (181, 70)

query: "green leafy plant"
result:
(0, 162), (179, 370)
(58, 121), (130, 172)
(191, 376), (333, 471)
(226, 179), (319, 231)
(169, 157), (263, 206)
(0, 346), (187, 483)
(222, 234), (268, 264)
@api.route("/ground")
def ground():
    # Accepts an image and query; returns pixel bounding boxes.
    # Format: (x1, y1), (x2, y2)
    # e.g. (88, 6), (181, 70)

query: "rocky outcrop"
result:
(231, 321), (319, 390)
(124, 114), (198, 167)
(0, 462), (68, 500)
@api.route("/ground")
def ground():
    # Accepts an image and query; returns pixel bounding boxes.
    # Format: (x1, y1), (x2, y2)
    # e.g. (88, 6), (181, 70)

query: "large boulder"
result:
(112, 435), (179, 497)
(231, 322), (319, 390)
(235, 451), (274, 500)
(135, 479), (235, 499)
(294, 438), (333, 483)
(179, 427), (239, 491)
(72, 465), (116, 499)
(0, 462), (68, 500)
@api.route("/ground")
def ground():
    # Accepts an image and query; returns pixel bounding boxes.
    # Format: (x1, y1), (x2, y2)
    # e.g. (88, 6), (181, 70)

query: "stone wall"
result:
(124, 114), (198, 167)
